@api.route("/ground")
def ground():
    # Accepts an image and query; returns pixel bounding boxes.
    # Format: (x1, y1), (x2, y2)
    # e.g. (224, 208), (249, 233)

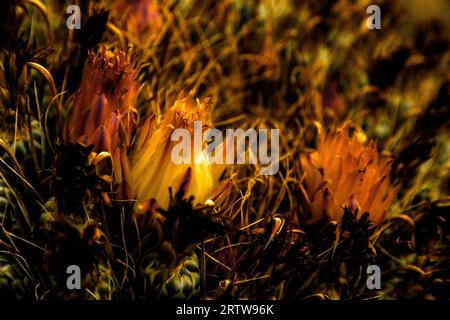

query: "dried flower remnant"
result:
(300, 121), (398, 225)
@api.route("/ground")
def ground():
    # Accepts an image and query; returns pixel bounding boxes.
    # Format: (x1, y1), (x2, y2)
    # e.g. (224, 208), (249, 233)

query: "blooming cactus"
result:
(300, 121), (398, 225)
(131, 93), (225, 209)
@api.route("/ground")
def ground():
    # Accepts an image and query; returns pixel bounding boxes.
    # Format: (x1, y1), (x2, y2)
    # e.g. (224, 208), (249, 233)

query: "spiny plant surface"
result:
(0, 0), (448, 300)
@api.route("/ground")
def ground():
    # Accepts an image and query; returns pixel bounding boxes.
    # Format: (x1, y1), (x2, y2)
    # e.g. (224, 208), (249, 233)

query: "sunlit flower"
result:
(131, 93), (225, 209)
(300, 121), (398, 225)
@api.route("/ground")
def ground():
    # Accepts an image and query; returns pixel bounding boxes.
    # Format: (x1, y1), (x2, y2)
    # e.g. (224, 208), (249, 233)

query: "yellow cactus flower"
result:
(300, 121), (398, 225)
(131, 93), (225, 209)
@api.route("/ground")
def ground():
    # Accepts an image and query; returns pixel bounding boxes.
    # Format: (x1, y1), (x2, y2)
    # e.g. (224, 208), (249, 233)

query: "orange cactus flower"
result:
(300, 121), (398, 225)
(65, 48), (138, 153)
(65, 48), (139, 198)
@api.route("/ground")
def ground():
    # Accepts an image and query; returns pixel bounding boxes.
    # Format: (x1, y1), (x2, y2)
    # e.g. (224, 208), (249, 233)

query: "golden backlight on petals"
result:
(300, 121), (398, 225)
(131, 94), (223, 209)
